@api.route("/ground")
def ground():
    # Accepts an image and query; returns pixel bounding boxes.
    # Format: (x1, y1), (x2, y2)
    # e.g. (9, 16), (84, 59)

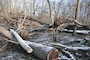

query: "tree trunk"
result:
(73, 0), (80, 35)
(56, 0), (63, 18)
(47, 0), (53, 24)
(25, 41), (59, 60)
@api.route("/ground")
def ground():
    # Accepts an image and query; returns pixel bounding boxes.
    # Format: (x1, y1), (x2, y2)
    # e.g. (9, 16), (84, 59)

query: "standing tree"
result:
(56, 0), (63, 18)
(32, 0), (36, 17)
(73, 0), (80, 35)
(47, 0), (53, 24)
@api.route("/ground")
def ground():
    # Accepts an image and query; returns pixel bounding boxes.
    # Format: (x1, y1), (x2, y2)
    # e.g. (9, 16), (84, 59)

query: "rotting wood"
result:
(10, 29), (33, 53)
(24, 41), (59, 60)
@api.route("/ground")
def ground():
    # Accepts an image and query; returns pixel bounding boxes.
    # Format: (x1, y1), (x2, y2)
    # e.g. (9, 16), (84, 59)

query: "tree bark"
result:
(73, 0), (80, 35)
(25, 41), (59, 60)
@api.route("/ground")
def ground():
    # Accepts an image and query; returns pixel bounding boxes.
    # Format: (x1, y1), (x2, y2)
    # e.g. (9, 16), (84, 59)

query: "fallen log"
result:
(51, 43), (90, 51)
(28, 27), (48, 33)
(10, 29), (33, 53)
(62, 29), (90, 35)
(64, 24), (90, 30)
(2, 28), (59, 60)
(24, 41), (59, 60)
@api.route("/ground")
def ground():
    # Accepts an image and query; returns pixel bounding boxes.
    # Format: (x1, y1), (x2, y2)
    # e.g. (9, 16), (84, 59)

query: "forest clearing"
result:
(0, 0), (90, 60)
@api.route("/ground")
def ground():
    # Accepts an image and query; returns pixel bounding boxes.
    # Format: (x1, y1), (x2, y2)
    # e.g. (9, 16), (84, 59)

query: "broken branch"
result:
(51, 43), (90, 51)
(10, 29), (33, 53)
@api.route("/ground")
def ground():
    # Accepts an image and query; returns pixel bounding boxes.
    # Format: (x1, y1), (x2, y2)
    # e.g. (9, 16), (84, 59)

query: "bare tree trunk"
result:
(73, 0), (80, 35)
(47, 0), (53, 24)
(32, 0), (36, 17)
(56, 0), (63, 18)
(7, 0), (12, 13)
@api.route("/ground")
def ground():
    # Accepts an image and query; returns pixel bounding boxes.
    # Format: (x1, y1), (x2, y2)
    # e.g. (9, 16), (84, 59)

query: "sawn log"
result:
(25, 41), (59, 60)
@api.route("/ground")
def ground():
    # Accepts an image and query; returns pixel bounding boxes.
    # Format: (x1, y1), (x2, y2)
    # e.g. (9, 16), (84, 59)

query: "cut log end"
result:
(27, 48), (33, 53)
(47, 49), (59, 60)
(19, 30), (29, 40)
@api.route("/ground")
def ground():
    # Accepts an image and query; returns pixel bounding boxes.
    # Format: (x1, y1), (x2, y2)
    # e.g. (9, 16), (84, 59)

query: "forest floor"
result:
(0, 16), (90, 60)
